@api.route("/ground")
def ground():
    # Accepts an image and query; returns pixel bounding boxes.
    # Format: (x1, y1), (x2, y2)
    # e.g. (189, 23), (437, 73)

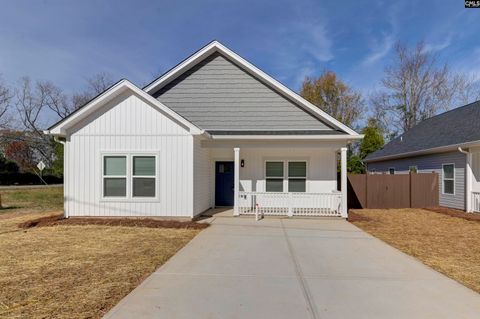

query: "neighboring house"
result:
(364, 100), (480, 212)
(45, 41), (362, 219)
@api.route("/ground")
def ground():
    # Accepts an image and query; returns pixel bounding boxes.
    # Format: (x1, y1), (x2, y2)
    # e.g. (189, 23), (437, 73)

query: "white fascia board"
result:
(144, 41), (359, 136)
(45, 80), (203, 137)
(364, 139), (480, 163)
(209, 134), (364, 141)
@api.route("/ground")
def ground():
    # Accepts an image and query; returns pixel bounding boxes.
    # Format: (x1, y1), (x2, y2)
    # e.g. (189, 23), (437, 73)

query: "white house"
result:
(45, 41), (362, 219)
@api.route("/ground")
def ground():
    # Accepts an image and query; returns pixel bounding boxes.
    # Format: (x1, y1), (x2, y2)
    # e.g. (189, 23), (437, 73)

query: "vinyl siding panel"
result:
(367, 151), (466, 210)
(64, 93), (194, 217)
(154, 52), (334, 131)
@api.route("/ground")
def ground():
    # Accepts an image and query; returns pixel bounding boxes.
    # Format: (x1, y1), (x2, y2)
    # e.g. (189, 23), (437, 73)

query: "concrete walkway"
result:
(104, 217), (480, 319)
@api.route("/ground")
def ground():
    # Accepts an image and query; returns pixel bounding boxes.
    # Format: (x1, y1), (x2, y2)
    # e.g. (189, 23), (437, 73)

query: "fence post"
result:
(409, 172), (412, 208)
(288, 192), (293, 217)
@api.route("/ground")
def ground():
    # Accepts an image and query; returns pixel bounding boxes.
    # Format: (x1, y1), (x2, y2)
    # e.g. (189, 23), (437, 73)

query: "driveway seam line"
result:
(281, 219), (320, 319)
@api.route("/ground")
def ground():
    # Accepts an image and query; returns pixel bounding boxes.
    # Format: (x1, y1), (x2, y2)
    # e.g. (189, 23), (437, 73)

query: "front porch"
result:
(198, 139), (349, 218)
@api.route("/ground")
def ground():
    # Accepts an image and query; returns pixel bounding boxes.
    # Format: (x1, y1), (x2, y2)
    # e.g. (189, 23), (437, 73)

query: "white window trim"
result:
(264, 160), (308, 193)
(442, 163), (455, 195)
(388, 167), (395, 175)
(101, 152), (159, 202)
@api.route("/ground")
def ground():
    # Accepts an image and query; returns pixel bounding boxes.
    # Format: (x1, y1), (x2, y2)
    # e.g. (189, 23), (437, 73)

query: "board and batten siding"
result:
(208, 147), (338, 208)
(367, 151), (466, 210)
(154, 52), (334, 131)
(64, 92), (194, 217)
(193, 137), (212, 216)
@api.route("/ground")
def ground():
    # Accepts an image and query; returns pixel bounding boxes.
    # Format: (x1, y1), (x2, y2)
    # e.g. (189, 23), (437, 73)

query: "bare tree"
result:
(0, 79), (12, 129)
(300, 70), (365, 128)
(372, 41), (476, 135)
(43, 72), (115, 119)
(14, 77), (54, 165)
(71, 72), (114, 110)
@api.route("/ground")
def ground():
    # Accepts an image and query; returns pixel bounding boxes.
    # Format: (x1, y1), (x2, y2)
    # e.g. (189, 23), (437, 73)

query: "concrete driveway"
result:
(104, 217), (480, 319)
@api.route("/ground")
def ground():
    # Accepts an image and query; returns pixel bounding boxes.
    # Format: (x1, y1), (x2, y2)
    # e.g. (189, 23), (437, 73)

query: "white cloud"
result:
(423, 36), (452, 53)
(362, 33), (395, 66)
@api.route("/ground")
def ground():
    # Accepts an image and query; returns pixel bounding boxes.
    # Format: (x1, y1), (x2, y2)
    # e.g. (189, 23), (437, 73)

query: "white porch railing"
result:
(472, 192), (480, 213)
(238, 191), (343, 218)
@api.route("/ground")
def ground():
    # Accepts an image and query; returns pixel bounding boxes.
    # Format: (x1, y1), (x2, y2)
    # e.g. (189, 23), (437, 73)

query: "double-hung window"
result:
(288, 161), (306, 192)
(265, 161), (307, 193)
(442, 164), (454, 195)
(103, 156), (127, 197)
(265, 161), (284, 192)
(103, 154), (157, 199)
(132, 156), (156, 197)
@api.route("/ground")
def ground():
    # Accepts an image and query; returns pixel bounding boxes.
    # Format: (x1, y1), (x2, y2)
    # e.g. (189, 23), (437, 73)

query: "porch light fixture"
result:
(241, 159), (245, 167)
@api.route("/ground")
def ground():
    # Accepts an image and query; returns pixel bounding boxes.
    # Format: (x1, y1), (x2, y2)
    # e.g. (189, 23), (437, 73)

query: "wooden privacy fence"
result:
(348, 173), (439, 209)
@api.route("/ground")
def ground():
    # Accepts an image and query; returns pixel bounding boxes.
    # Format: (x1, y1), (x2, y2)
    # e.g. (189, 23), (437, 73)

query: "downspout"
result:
(458, 147), (473, 213)
(52, 135), (68, 218)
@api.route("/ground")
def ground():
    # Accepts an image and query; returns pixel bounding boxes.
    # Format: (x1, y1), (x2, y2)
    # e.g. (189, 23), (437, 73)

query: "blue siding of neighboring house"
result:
(367, 151), (466, 210)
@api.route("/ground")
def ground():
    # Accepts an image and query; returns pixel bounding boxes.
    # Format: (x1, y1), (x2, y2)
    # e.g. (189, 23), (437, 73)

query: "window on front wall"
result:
(288, 161), (306, 192)
(265, 161), (284, 192)
(388, 168), (395, 175)
(443, 164), (454, 194)
(132, 156), (156, 197)
(103, 156), (127, 197)
(103, 154), (157, 199)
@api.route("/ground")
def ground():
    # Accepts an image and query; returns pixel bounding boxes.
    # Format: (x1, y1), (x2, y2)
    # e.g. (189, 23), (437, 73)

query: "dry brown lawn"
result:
(0, 187), (203, 319)
(350, 208), (480, 294)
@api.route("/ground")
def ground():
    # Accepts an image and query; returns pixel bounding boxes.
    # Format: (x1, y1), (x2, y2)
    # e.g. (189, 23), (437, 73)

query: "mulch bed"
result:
(425, 206), (480, 222)
(18, 214), (209, 230)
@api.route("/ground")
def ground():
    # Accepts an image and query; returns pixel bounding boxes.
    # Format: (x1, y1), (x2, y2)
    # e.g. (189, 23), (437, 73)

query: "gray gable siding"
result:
(367, 151), (466, 210)
(153, 52), (336, 131)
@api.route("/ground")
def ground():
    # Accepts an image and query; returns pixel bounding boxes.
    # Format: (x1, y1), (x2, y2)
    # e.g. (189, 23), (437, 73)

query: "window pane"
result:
(133, 156), (155, 176)
(266, 179), (283, 192)
(289, 179), (306, 192)
(443, 165), (454, 179)
(444, 180), (454, 194)
(133, 178), (155, 197)
(104, 156), (126, 176)
(266, 162), (283, 177)
(289, 162), (306, 177)
(104, 178), (126, 197)
(389, 168), (395, 175)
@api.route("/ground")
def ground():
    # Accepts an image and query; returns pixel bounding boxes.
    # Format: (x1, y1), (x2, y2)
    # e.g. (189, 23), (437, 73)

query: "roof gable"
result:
(153, 52), (340, 131)
(145, 41), (360, 136)
(365, 100), (480, 162)
(46, 80), (202, 136)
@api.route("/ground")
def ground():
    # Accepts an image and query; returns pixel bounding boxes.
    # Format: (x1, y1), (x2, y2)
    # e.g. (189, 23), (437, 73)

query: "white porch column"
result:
(233, 147), (240, 216)
(340, 147), (348, 218)
(466, 152), (473, 212)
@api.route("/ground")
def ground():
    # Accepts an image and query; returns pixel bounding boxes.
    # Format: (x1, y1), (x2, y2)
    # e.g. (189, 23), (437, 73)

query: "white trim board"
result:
(144, 40), (361, 137)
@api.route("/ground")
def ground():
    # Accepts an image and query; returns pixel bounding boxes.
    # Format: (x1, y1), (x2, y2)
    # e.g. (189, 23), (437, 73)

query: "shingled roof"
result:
(364, 100), (480, 162)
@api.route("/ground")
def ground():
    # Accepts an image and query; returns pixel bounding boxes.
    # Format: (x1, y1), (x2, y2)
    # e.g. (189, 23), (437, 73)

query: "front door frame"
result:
(214, 161), (235, 207)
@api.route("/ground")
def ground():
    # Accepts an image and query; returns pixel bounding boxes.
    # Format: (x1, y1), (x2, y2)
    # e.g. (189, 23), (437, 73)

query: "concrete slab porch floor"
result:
(103, 217), (480, 319)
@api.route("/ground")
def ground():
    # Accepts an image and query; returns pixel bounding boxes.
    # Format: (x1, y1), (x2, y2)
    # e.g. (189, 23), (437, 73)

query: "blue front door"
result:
(215, 161), (234, 206)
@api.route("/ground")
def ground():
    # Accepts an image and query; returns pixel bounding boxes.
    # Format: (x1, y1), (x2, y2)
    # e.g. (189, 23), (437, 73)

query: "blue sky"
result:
(1, 0), (479, 124)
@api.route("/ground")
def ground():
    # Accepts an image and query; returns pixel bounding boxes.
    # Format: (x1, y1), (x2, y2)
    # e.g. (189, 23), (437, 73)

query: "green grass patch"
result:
(0, 187), (63, 211)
